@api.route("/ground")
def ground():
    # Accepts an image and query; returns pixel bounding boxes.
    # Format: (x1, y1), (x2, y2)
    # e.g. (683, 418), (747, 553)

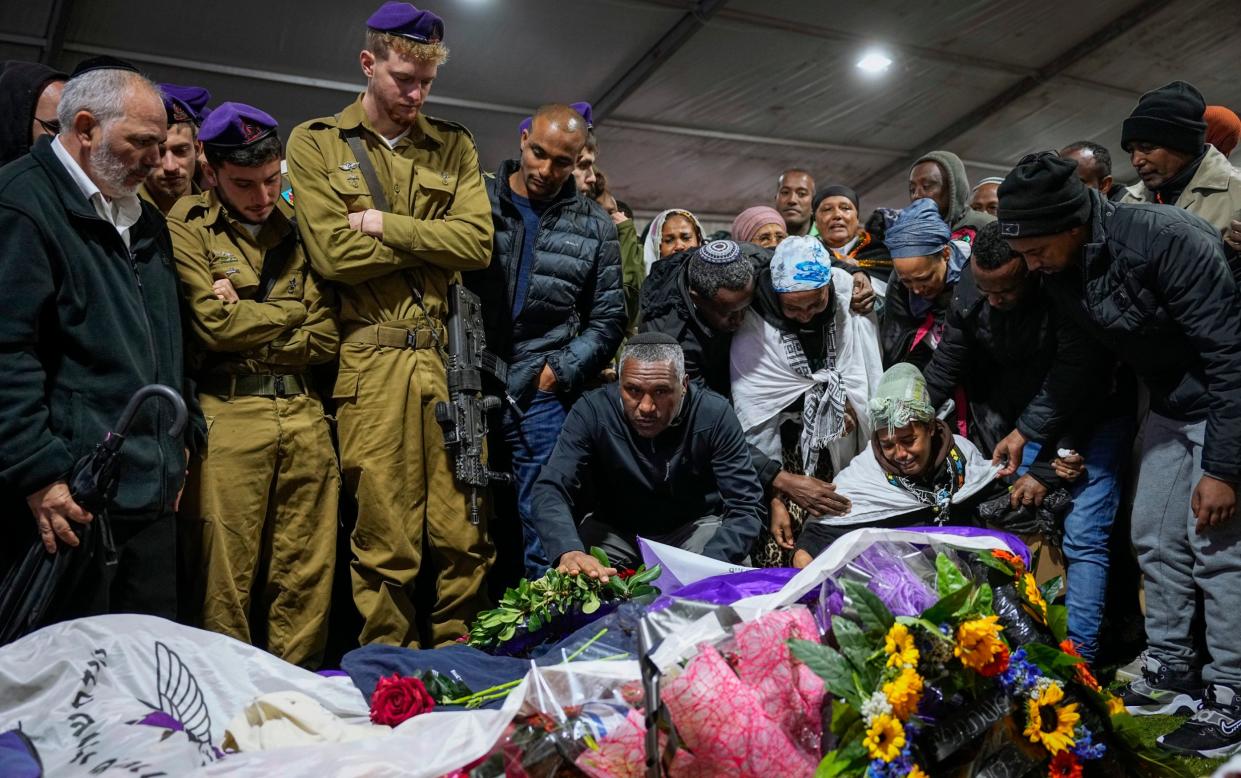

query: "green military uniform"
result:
(617, 218), (644, 334)
(286, 96), (495, 647)
(168, 188), (341, 668)
(138, 179), (200, 215)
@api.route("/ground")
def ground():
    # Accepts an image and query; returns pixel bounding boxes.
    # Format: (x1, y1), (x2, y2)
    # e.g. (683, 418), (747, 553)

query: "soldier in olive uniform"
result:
(169, 103), (341, 668)
(140, 84), (210, 214)
(285, 2), (494, 647)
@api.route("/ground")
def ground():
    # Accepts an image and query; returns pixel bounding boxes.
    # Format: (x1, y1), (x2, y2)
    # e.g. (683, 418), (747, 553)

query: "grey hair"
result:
(57, 69), (158, 132)
(687, 251), (753, 300)
(620, 343), (685, 383)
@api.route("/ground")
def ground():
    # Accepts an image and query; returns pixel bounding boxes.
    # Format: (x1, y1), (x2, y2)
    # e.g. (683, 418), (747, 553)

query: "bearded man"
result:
(0, 57), (203, 625)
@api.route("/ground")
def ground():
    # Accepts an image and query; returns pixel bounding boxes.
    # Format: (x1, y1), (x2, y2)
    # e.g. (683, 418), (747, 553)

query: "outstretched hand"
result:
(774, 471), (851, 517)
(557, 550), (617, 584)
(992, 429), (1029, 478)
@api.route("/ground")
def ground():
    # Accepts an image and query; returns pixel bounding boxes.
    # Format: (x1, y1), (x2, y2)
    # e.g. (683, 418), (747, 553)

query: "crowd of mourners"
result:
(3, 0), (1241, 760)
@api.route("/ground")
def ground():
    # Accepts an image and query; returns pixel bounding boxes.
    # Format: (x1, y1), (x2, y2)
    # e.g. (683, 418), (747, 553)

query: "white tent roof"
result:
(4, 0), (1239, 223)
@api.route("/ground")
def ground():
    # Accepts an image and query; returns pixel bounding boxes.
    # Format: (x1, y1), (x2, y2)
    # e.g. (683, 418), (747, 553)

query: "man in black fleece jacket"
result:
(531, 333), (763, 579)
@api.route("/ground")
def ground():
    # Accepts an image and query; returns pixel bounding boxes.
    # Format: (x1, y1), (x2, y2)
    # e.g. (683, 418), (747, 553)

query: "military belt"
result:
(342, 324), (442, 350)
(199, 373), (309, 398)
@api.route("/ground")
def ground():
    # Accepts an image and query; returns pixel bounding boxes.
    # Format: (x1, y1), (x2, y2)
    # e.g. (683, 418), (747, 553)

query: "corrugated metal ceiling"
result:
(3, 0), (1239, 224)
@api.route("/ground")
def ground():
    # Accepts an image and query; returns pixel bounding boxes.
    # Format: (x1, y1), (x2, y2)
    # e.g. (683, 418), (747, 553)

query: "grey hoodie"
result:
(912, 150), (995, 236)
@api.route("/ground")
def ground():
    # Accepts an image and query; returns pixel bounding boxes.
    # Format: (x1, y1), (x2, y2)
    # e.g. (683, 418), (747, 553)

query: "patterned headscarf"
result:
(770, 235), (833, 292)
(868, 363), (935, 434)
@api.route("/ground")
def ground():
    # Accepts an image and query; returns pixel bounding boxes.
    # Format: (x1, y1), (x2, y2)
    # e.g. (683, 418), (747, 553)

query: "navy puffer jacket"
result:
(466, 159), (624, 407)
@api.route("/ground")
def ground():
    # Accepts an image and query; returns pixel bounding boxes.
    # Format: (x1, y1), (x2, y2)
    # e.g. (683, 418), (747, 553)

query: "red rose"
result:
(978, 643), (1011, 677)
(370, 674), (435, 726)
(617, 568), (638, 580)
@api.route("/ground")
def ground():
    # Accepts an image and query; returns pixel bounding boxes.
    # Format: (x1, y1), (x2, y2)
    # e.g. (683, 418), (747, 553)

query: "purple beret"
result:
(518, 101), (594, 138)
(198, 101), (278, 148)
(159, 83), (211, 126)
(367, 1), (444, 43)
(570, 101), (593, 128)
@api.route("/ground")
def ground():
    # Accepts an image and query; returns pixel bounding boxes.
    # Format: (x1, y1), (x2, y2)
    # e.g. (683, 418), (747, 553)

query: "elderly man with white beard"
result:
(0, 56), (203, 627)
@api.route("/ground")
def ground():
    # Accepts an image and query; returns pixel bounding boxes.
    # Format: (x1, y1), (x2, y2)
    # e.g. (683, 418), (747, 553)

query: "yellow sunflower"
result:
(1022, 573), (1048, 620)
(1105, 694), (1126, 717)
(954, 615), (1005, 672)
(863, 713), (907, 762)
(884, 623), (920, 669)
(908, 767), (929, 778)
(1024, 682), (1079, 754)
(883, 666), (924, 720)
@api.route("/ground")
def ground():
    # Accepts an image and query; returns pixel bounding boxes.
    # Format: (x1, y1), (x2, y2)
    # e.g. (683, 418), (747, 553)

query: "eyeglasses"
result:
(34, 117), (60, 135)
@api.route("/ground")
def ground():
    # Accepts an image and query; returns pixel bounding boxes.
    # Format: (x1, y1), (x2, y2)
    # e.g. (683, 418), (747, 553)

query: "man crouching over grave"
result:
(531, 332), (763, 581)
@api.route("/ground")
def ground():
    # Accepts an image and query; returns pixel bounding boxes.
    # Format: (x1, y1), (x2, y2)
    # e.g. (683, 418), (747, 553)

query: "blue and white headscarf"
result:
(771, 235), (833, 292)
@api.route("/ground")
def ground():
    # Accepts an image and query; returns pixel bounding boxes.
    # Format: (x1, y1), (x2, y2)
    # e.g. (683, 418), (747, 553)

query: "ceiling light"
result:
(856, 50), (892, 74)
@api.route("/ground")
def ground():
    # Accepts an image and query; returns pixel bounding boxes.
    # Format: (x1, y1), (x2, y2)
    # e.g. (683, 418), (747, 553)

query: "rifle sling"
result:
(342, 132), (390, 213)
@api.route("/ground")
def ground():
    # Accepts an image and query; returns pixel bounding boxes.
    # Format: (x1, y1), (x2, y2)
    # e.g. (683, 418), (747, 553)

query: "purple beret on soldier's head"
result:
(159, 83), (211, 125)
(570, 101), (593, 129)
(367, 1), (444, 43)
(198, 101), (278, 148)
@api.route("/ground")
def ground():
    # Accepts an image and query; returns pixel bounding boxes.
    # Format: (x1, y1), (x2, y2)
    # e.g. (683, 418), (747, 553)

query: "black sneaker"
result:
(1158, 684), (1241, 759)
(1120, 656), (1202, 716)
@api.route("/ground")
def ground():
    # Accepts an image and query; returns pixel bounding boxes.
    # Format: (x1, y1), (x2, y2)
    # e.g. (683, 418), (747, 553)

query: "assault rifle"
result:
(435, 284), (513, 524)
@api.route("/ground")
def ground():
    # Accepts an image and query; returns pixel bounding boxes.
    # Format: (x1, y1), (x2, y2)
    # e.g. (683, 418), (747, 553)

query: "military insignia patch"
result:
(240, 119), (264, 143)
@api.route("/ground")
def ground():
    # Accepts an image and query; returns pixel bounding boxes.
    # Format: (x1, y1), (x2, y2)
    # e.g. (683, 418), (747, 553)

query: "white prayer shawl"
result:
(730, 267), (883, 475)
(810, 433), (1000, 526)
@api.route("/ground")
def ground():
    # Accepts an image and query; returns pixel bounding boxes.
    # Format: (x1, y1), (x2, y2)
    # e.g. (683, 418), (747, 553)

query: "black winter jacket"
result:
(1043, 190), (1241, 480)
(531, 383), (764, 565)
(639, 252), (732, 396)
(465, 159), (624, 407)
(0, 138), (202, 520)
(922, 263), (1100, 452)
(881, 271), (955, 370)
(638, 242), (771, 397)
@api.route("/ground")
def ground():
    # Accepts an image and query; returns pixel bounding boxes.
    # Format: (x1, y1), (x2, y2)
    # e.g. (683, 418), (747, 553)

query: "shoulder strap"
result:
(341, 129), (390, 213)
(256, 217), (300, 302)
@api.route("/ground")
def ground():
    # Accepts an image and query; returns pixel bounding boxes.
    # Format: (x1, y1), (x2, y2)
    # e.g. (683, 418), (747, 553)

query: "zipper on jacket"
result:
(127, 245), (168, 511)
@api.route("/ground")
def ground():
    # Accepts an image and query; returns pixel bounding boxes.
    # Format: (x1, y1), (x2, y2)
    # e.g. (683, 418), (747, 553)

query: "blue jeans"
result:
(501, 389), (568, 579)
(1020, 415), (1133, 660)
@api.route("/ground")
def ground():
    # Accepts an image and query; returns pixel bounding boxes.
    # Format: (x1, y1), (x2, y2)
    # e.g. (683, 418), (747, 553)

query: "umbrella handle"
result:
(113, 384), (189, 439)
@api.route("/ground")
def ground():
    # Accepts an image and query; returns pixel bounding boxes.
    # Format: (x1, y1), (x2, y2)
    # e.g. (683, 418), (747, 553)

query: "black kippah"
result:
(70, 55), (140, 79)
(627, 332), (679, 347)
(997, 152), (1091, 238)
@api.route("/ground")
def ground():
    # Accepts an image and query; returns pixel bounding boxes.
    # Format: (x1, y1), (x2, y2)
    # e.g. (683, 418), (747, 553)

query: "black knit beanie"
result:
(1120, 80), (1206, 155)
(996, 152), (1091, 238)
(812, 184), (859, 214)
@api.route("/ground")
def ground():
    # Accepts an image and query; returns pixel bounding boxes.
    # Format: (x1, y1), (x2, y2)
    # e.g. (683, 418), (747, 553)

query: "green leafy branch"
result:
(468, 547), (660, 649)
